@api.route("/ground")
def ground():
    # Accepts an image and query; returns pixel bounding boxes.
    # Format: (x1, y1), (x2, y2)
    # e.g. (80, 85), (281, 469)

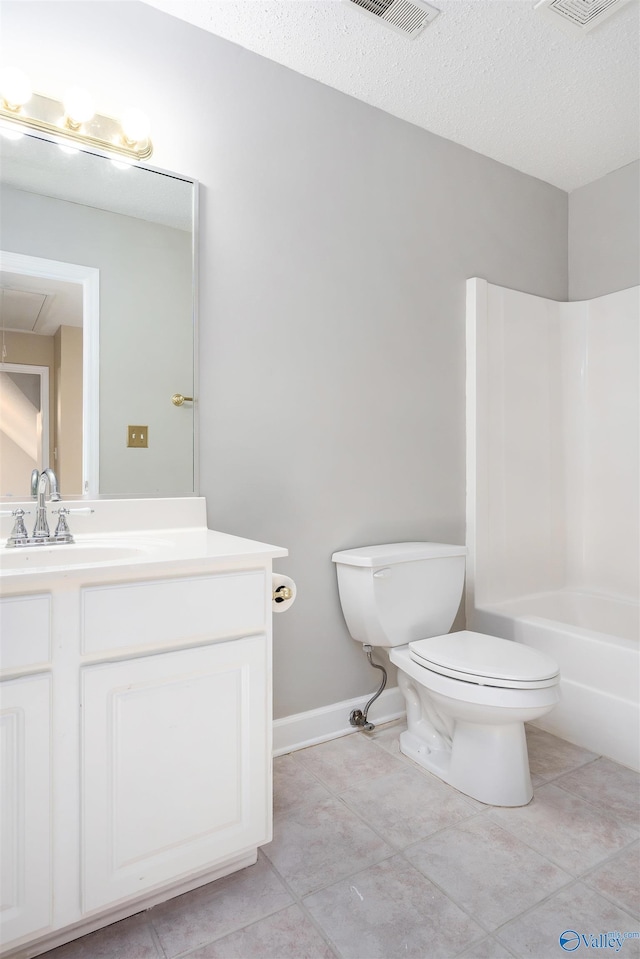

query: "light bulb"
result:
(121, 108), (150, 144)
(63, 86), (94, 126)
(0, 67), (32, 109)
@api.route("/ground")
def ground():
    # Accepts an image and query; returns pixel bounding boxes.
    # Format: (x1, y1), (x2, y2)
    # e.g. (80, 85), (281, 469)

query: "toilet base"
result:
(399, 720), (534, 806)
(391, 643), (559, 806)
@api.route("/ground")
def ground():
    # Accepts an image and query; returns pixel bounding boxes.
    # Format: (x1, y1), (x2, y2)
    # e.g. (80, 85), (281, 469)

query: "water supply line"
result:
(350, 644), (387, 731)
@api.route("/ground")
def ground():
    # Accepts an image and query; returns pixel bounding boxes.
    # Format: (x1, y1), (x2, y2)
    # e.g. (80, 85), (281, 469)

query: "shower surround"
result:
(466, 278), (639, 771)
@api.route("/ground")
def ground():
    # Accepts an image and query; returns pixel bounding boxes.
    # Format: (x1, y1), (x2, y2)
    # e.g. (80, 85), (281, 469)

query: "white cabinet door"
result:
(81, 636), (269, 914)
(0, 674), (52, 945)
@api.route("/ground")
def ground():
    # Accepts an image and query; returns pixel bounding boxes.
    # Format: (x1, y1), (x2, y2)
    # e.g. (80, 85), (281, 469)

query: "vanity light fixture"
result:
(0, 68), (152, 160)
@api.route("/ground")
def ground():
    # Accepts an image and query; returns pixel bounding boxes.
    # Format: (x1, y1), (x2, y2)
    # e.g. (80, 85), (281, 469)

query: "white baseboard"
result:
(273, 686), (405, 757)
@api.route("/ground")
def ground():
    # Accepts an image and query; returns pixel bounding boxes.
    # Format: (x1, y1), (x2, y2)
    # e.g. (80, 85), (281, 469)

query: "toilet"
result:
(331, 542), (560, 806)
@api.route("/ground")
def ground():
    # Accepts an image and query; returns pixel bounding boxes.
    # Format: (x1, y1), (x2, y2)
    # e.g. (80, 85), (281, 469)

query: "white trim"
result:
(0, 251), (99, 497)
(191, 180), (199, 495)
(272, 685), (405, 756)
(465, 277), (486, 623)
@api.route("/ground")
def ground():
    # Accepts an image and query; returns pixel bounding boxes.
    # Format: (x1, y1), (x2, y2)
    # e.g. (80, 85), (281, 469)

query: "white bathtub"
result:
(470, 589), (640, 771)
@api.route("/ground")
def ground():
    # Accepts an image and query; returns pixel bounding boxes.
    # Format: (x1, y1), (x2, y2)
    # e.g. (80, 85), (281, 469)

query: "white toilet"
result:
(332, 542), (560, 806)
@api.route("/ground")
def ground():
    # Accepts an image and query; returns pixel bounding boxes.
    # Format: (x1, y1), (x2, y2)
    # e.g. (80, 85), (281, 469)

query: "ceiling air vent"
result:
(346, 0), (440, 39)
(535, 0), (632, 35)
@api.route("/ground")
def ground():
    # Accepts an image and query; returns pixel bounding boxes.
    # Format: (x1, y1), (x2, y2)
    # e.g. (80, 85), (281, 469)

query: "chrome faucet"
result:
(2, 468), (93, 549)
(31, 468), (61, 538)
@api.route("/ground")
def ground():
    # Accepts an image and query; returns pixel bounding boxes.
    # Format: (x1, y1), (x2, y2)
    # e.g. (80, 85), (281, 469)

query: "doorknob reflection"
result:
(171, 393), (193, 407)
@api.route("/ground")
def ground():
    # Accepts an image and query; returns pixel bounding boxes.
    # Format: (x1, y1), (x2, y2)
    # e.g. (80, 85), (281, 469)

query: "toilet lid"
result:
(409, 631), (559, 688)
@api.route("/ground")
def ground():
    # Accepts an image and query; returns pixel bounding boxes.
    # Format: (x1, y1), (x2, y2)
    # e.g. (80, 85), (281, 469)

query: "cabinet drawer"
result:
(0, 594), (51, 672)
(81, 571), (266, 655)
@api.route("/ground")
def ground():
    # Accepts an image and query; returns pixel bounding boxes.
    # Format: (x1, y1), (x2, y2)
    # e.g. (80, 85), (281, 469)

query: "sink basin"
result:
(0, 541), (160, 571)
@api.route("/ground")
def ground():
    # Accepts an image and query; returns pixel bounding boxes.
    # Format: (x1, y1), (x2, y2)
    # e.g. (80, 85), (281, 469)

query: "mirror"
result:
(0, 133), (196, 498)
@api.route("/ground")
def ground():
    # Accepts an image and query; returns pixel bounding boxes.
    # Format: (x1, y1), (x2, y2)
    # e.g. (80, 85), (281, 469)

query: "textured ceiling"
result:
(143, 0), (639, 191)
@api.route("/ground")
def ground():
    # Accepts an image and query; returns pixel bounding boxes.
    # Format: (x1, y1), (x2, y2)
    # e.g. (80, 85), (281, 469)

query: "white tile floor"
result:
(40, 723), (640, 959)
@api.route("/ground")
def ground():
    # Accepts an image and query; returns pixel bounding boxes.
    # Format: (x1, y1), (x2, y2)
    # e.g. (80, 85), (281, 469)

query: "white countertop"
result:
(0, 498), (287, 592)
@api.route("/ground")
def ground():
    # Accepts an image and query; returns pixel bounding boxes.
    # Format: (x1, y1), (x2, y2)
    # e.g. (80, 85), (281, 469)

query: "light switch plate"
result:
(127, 425), (148, 448)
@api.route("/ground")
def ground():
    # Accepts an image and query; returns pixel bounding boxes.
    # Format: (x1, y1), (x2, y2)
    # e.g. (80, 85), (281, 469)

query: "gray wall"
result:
(569, 160), (640, 301)
(1, 1), (568, 718)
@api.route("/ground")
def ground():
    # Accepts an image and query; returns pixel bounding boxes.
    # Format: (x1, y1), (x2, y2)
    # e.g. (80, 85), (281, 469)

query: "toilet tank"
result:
(331, 542), (467, 648)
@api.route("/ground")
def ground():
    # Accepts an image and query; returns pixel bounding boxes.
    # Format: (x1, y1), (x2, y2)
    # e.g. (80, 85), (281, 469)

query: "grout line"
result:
(573, 832), (638, 881)
(173, 900), (343, 959)
(579, 838), (640, 917)
(551, 762), (640, 816)
(491, 871), (640, 955)
(257, 854), (345, 958)
(279, 742), (484, 857)
(490, 875), (585, 949)
(165, 900), (303, 959)
(394, 845), (498, 940)
(480, 806), (636, 880)
(292, 903), (344, 959)
(452, 932), (519, 959)
(528, 754), (602, 787)
(145, 913), (168, 959)
(145, 857), (296, 959)
(261, 825), (402, 901)
(291, 740), (411, 794)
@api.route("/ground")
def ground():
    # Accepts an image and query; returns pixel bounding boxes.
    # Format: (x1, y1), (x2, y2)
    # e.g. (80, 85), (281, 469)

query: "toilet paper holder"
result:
(273, 584), (293, 603)
(272, 573), (296, 613)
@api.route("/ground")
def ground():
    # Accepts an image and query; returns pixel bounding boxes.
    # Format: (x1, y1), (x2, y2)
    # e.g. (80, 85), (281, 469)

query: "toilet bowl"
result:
(332, 542), (560, 806)
(391, 632), (559, 805)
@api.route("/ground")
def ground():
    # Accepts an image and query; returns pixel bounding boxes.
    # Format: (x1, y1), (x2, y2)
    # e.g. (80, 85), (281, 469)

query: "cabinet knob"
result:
(171, 393), (193, 407)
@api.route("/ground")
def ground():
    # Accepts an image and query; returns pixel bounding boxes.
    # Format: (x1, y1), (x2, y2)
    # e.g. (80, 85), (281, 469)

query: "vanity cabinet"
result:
(0, 515), (286, 959)
(81, 635), (269, 913)
(0, 594), (53, 947)
(0, 674), (52, 946)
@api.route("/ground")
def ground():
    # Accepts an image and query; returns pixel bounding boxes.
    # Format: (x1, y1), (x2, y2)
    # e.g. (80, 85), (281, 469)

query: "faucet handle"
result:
(52, 507), (71, 539)
(1, 508), (32, 545)
(51, 507), (95, 541)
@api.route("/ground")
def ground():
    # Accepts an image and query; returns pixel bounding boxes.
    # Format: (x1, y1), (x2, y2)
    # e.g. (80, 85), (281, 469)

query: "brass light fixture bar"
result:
(0, 82), (152, 161)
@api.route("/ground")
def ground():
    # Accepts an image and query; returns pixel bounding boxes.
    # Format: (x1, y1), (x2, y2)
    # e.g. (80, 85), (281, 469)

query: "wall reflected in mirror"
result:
(0, 133), (196, 498)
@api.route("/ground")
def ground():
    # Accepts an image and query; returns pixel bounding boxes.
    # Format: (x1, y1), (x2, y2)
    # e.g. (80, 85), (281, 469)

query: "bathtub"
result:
(469, 590), (639, 772)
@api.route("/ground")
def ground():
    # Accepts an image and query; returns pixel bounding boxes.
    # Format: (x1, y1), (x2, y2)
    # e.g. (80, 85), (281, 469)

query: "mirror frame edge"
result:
(191, 179), (200, 499)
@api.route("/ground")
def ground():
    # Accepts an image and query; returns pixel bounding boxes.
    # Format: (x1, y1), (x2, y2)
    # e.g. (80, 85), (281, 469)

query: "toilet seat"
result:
(408, 630), (559, 690)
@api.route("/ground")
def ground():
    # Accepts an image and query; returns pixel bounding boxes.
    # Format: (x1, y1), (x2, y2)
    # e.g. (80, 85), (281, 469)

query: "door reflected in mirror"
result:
(0, 364), (50, 497)
(0, 133), (197, 498)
